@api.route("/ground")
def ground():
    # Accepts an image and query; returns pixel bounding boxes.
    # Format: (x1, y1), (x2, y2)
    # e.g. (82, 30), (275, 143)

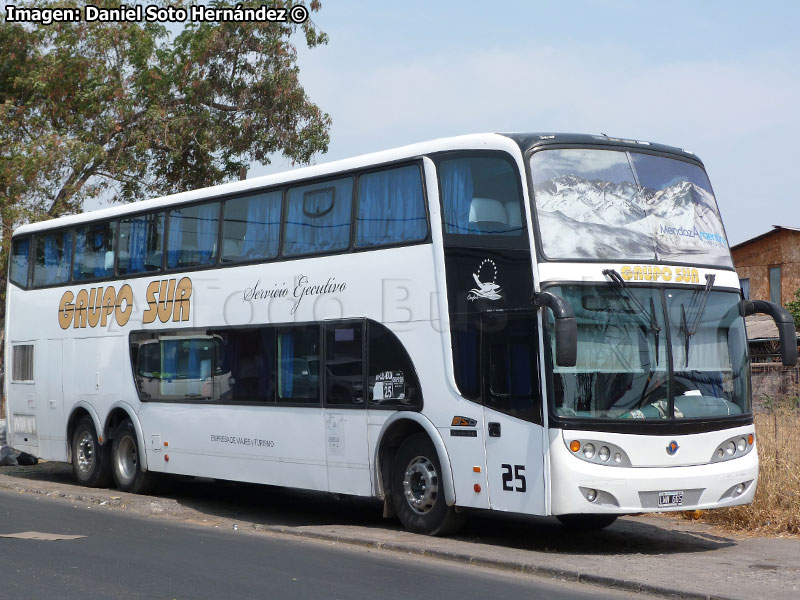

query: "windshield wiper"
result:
(602, 269), (661, 364)
(680, 273), (716, 367)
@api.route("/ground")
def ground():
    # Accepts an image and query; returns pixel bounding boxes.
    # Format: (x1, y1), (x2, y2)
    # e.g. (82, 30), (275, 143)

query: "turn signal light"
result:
(569, 440), (581, 453)
(748, 434), (754, 445)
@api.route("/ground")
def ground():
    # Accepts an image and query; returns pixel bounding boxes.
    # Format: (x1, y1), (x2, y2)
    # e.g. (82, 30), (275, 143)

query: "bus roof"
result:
(13, 132), (702, 237)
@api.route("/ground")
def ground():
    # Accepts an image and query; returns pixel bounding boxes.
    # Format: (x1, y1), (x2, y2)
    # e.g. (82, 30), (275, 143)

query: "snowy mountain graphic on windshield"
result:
(534, 176), (730, 263)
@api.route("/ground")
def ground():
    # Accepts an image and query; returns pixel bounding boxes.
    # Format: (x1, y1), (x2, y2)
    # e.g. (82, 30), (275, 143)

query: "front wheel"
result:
(557, 514), (618, 530)
(112, 419), (157, 494)
(71, 415), (112, 488)
(391, 434), (463, 536)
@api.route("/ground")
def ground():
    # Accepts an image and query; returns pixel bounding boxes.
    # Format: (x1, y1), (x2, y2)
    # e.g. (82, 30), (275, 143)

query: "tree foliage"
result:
(785, 287), (800, 328)
(0, 0), (330, 317)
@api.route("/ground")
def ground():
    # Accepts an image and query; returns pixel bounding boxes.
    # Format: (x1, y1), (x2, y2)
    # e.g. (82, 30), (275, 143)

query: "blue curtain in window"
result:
(284, 179), (352, 256)
(72, 229), (87, 280)
(440, 160), (474, 235)
(162, 339), (177, 381)
(167, 211), (183, 268)
(187, 341), (201, 380)
(240, 193), (281, 259)
(279, 333), (294, 398)
(129, 217), (147, 273)
(197, 204), (217, 264)
(357, 166), (426, 247)
(92, 227), (106, 277)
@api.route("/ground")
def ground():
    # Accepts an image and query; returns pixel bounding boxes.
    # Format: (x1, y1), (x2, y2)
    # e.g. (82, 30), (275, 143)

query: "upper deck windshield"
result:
(530, 149), (733, 268)
(546, 284), (750, 421)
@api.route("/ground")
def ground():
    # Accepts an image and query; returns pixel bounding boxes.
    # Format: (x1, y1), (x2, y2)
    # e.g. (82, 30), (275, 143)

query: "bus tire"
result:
(391, 433), (463, 536)
(556, 514), (618, 530)
(112, 419), (156, 494)
(71, 415), (112, 488)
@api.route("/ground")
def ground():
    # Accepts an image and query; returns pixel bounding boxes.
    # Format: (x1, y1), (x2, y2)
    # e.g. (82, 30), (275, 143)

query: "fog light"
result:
(598, 446), (610, 462)
(583, 443), (595, 459)
(734, 483), (746, 496)
(586, 488), (598, 502)
(725, 441), (736, 456)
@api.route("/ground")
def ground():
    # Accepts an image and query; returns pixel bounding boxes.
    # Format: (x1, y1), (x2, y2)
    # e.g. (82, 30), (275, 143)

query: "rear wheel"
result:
(557, 514), (618, 530)
(71, 416), (111, 488)
(391, 434), (463, 536)
(112, 419), (157, 494)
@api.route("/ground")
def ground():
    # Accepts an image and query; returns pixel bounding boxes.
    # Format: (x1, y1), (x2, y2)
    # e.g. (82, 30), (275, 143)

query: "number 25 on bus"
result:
(6, 133), (795, 535)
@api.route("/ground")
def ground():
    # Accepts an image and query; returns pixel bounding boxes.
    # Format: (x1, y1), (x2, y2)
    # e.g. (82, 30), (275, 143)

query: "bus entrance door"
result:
(481, 312), (546, 515)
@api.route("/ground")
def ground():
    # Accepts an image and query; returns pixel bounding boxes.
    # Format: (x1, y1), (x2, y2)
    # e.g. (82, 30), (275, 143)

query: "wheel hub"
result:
(76, 431), (95, 474)
(115, 436), (138, 483)
(402, 456), (439, 514)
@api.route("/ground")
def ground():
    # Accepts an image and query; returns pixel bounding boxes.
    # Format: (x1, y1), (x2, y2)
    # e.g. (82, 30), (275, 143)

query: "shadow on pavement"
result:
(2, 461), (736, 556)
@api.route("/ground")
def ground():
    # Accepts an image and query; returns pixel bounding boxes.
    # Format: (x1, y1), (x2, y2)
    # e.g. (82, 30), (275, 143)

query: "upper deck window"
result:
(530, 148), (732, 268)
(355, 165), (427, 247)
(32, 230), (73, 287)
(119, 212), (164, 275)
(167, 203), (220, 269)
(10, 238), (30, 288)
(283, 178), (353, 257)
(222, 190), (282, 263)
(439, 156), (525, 238)
(74, 221), (117, 281)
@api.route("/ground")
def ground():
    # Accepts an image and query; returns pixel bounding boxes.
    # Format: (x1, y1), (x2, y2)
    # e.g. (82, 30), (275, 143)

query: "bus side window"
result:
(119, 212), (164, 275)
(367, 321), (422, 410)
(32, 230), (73, 287)
(167, 202), (220, 269)
(283, 178), (353, 256)
(219, 327), (276, 403)
(324, 322), (364, 407)
(10, 237), (30, 288)
(277, 326), (321, 403)
(221, 191), (282, 263)
(355, 165), (427, 248)
(74, 220), (117, 281)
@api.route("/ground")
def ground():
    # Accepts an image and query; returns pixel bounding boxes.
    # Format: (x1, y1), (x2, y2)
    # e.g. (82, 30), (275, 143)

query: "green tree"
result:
(0, 0), (331, 319)
(786, 287), (800, 328)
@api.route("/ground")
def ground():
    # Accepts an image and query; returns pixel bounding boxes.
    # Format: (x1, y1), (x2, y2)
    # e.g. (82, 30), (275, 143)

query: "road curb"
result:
(249, 524), (737, 600)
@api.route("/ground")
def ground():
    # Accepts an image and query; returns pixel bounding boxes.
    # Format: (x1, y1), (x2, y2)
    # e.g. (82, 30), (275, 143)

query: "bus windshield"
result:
(547, 285), (750, 420)
(530, 148), (733, 268)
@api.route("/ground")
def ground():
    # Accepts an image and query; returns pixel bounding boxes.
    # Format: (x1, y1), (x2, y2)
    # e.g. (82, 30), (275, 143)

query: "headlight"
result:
(564, 437), (631, 467)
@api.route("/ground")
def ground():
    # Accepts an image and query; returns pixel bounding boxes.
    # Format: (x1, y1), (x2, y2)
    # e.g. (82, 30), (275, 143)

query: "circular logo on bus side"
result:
(666, 441), (679, 455)
(467, 258), (502, 302)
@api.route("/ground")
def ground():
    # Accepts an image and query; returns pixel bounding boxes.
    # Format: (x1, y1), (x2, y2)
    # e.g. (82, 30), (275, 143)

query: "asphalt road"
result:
(0, 489), (652, 600)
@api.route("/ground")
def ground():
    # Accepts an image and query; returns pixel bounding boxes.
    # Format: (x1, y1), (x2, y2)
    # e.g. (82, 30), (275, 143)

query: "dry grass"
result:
(688, 403), (800, 535)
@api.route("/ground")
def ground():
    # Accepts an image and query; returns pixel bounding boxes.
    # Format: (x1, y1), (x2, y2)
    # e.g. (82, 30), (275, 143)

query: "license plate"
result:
(658, 490), (684, 507)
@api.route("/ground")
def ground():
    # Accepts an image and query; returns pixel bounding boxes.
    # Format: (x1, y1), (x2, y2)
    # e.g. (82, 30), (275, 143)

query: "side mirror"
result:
(742, 300), (798, 366)
(534, 291), (577, 367)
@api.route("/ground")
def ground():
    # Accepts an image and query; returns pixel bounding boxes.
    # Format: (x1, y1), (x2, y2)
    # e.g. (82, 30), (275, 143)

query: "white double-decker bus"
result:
(5, 133), (796, 534)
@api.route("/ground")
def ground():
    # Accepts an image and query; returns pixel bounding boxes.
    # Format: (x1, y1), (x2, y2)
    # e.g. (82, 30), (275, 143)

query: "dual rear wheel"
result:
(71, 416), (155, 494)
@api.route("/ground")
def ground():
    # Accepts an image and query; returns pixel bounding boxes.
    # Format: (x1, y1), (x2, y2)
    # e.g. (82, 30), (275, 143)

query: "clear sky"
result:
(253, 0), (800, 246)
